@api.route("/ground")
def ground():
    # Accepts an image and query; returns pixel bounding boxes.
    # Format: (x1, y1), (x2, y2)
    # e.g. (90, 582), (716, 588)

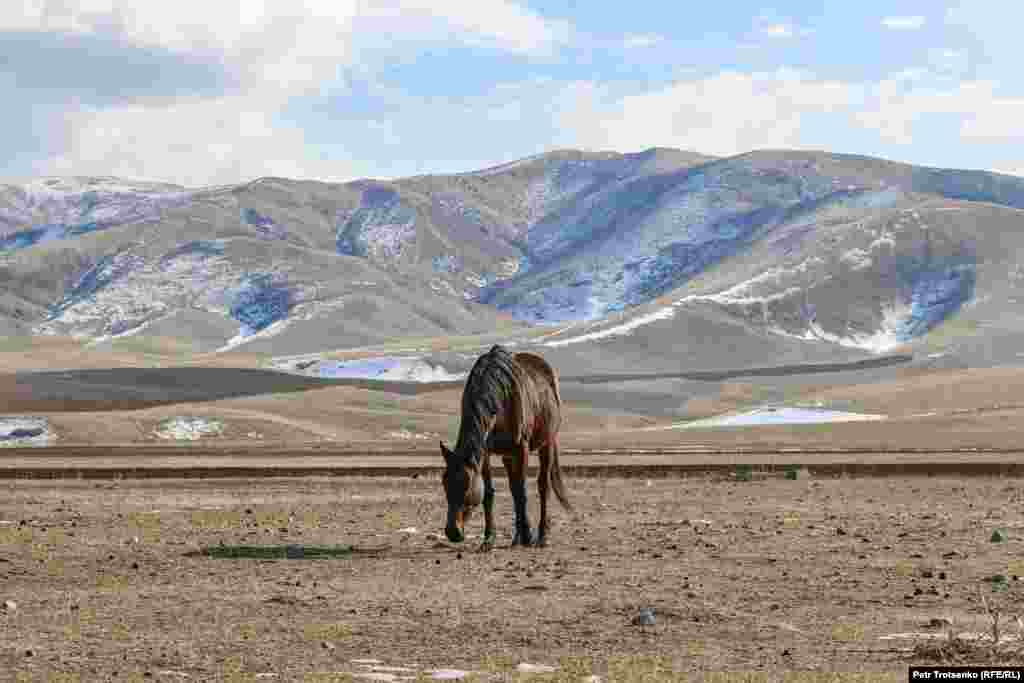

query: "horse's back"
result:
(513, 352), (561, 406)
(512, 352), (561, 445)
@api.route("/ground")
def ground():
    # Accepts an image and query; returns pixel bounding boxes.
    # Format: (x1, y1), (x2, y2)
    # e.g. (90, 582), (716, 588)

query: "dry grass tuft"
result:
(910, 586), (1024, 665)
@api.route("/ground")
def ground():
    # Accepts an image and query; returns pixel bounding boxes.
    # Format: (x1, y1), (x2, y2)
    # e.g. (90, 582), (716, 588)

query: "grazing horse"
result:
(440, 344), (571, 548)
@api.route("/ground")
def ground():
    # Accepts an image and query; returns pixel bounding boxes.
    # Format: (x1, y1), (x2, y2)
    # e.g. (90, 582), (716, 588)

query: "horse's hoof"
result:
(478, 531), (496, 552)
(511, 527), (536, 547)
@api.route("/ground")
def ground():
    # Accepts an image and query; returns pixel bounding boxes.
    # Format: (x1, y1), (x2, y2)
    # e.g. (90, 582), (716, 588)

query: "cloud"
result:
(622, 34), (664, 50)
(359, 0), (572, 56)
(38, 92), (357, 187)
(560, 69), (857, 157)
(762, 23), (794, 38)
(750, 13), (812, 41)
(556, 66), (1024, 171)
(0, 30), (235, 104)
(853, 79), (1024, 145)
(10, 0), (573, 186)
(3, 1), (360, 92)
(881, 16), (926, 30)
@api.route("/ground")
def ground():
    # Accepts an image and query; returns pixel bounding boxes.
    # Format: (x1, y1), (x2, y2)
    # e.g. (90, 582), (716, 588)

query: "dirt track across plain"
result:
(3, 447), (1024, 480)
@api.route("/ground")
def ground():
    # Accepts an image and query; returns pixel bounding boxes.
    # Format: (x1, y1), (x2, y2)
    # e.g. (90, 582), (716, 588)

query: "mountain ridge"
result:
(1, 146), (1022, 372)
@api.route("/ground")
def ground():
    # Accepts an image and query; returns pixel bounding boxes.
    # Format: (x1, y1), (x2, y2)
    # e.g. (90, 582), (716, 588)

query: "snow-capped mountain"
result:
(2, 148), (1023, 368)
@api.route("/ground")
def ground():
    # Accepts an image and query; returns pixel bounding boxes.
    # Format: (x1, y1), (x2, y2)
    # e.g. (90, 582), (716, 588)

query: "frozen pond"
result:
(274, 356), (466, 383)
(0, 417), (54, 447)
(671, 406), (887, 429)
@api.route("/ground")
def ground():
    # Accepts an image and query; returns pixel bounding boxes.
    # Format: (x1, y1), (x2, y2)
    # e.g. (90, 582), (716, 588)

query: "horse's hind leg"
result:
(537, 442), (551, 547)
(503, 447), (536, 547)
(480, 454), (496, 551)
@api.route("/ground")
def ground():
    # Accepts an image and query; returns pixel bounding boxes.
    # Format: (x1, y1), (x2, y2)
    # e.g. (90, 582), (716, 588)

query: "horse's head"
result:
(440, 440), (484, 543)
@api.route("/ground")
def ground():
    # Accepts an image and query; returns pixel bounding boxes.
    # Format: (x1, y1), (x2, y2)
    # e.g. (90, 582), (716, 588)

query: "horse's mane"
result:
(455, 345), (530, 460)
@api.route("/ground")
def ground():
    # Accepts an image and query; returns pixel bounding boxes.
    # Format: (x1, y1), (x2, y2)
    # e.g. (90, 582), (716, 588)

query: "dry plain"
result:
(4, 337), (1024, 680)
(4, 473), (1024, 682)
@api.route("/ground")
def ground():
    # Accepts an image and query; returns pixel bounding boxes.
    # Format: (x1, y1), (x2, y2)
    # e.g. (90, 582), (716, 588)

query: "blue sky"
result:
(1, 0), (1021, 186)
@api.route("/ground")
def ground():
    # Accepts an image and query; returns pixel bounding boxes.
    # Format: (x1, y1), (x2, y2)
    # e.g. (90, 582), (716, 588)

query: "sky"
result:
(2, 0), (1022, 187)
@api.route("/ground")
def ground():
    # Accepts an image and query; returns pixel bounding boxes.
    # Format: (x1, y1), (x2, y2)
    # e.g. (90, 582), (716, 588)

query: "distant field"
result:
(2, 334), (1024, 451)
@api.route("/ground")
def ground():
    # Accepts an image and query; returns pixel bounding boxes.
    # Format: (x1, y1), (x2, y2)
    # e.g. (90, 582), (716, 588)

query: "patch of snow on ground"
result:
(671, 406), (886, 429)
(516, 664), (557, 674)
(429, 671), (471, 680)
(154, 417), (224, 441)
(0, 417), (54, 447)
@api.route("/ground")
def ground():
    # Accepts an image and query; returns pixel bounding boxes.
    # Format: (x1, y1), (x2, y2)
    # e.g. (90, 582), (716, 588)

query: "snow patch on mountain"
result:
(803, 302), (913, 353)
(336, 186), (417, 259)
(0, 176), (193, 251)
(35, 240), (311, 344)
(520, 158), (605, 226)
(543, 306), (676, 347)
(229, 273), (294, 335)
(216, 318), (291, 353)
(242, 208), (288, 240)
(840, 247), (873, 270)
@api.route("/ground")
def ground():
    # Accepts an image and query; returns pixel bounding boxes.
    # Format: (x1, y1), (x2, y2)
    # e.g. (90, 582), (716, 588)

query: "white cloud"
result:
(750, 14), (812, 41)
(38, 92), (358, 187)
(622, 34), (664, 49)
(854, 79), (1024, 145)
(762, 23), (794, 38)
(560, 69), (857, 157)
(882, 16), (926, 30)
(558, 67), (1024, 168)
(18, 0), (571, 185)
(357, 0), (571, 55)
(4, 1), (359, 90)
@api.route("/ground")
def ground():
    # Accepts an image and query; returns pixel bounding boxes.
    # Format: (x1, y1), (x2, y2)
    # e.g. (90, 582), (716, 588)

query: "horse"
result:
(440, 344), (571, 548)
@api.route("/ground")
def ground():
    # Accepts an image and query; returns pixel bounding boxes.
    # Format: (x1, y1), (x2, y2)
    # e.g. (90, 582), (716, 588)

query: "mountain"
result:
(2, 148), (1023, 372)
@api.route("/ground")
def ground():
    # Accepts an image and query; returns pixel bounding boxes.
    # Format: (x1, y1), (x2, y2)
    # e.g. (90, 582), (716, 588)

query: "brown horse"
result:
(440, 344), (571, 548)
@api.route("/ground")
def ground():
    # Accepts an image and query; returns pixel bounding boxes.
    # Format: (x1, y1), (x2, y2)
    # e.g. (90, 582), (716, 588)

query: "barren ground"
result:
(3, 473), (1024, 681)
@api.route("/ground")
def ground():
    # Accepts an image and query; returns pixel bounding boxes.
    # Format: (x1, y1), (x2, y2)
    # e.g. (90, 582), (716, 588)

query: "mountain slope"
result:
(1, 148), (1022, 370)
(487, 150), (1024, 364)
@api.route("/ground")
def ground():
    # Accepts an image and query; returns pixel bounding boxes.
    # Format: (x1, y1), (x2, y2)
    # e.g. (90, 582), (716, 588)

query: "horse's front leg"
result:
(504, 444), (536, 547)
(480, 453), (496, 551)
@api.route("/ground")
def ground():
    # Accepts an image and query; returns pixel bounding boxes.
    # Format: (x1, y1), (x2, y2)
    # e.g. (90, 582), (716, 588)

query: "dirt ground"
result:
(4, 472), (1024, 681)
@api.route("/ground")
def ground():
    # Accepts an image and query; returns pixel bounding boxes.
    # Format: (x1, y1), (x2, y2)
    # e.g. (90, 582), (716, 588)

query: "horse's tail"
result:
(550, 437), (572, 512)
